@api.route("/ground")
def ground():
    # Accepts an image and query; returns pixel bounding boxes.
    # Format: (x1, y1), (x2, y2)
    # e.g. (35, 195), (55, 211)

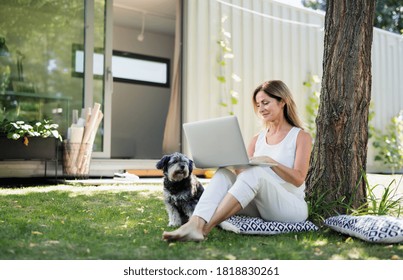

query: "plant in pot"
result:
(0, 119), (62, 160)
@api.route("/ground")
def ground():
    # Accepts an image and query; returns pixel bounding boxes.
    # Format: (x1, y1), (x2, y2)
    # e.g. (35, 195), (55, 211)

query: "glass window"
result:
(73, 48), (170, 88)
(92, 0), (106, 153)
(112, 51), (170, 87)
(0, 0), (107, 153)
(0, 0), (85, 138)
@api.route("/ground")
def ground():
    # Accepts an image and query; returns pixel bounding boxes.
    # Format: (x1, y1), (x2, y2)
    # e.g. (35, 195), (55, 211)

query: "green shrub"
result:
(371, 111), (403, 174)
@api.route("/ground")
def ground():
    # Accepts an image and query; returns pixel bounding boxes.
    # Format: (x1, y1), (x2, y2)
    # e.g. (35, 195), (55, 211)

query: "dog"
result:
(156, 152), (204, 227)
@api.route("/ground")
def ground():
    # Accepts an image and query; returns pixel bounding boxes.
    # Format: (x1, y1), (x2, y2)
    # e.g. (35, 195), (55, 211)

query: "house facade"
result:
(0, 0), (402, 178)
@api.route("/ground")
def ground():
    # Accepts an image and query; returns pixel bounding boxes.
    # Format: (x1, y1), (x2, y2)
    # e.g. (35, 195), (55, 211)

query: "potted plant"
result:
(0, 119), (62, 160)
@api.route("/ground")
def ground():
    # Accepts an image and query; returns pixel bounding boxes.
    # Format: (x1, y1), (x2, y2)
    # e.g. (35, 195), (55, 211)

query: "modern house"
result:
(0, 0), (402, 178)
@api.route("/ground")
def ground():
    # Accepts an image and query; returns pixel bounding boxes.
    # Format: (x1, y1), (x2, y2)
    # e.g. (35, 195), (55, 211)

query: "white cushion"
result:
(324, 215), (403, 243)
(220, 215), (319, 235)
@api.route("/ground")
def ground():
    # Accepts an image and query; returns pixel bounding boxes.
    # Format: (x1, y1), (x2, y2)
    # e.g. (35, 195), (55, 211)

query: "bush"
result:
(0, 119), (62, 146)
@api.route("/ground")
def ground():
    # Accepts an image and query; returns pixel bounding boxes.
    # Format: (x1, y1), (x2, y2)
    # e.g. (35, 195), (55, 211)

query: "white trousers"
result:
(193, 167), (308, 223)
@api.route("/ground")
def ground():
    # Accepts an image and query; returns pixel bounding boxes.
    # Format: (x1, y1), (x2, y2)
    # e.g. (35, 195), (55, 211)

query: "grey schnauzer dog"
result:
(156, 152), (204, 227)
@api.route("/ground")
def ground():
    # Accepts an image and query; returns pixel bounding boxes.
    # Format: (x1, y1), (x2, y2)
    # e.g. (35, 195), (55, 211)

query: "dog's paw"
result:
(168, 221), (182, 227)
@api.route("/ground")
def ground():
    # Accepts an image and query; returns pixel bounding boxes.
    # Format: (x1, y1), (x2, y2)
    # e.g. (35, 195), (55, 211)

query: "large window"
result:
(0, 0), (107, 153)
(0, 0), (86, 138)
(112, 51), (170, 88)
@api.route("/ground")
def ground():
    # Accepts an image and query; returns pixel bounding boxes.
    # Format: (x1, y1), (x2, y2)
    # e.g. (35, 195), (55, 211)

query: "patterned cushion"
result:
(220, 215), (319, 235)
(324, 215), (403, 243)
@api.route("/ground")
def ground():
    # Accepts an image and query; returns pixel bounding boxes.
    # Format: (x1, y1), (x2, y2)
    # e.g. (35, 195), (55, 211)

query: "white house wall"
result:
(183, 0), (403, 172)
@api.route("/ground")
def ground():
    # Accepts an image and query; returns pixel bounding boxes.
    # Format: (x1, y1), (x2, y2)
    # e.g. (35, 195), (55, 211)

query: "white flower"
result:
(51, 130), (60, 138)
(231, 73), (241, 82)
(11, 133), (20, 140)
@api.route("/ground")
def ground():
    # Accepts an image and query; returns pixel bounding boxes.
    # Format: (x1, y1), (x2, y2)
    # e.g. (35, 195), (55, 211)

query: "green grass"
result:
(0, 187), (402, 260)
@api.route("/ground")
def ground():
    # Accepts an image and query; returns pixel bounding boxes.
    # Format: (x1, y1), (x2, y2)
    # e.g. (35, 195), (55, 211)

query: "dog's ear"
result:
(188, 159), (194, 174)
(156, 155), (171, 170)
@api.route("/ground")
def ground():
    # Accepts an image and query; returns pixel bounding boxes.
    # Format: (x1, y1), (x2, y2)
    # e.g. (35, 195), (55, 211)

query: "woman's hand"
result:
(249, 156), (276, 165)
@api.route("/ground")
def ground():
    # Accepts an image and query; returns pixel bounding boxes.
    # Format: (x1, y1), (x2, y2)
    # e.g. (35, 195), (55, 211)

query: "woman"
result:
(162, 80), (312, 242)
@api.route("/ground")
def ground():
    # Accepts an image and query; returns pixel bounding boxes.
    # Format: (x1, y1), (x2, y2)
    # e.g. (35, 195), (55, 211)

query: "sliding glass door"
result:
(88, 0), (112, 158)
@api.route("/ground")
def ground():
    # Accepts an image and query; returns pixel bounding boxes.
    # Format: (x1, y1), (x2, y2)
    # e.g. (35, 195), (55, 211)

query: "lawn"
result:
(0, 183), (402, 260)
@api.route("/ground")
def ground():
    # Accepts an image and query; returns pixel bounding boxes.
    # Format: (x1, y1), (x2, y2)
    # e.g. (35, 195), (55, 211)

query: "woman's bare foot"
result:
(162, 216), (205, 242)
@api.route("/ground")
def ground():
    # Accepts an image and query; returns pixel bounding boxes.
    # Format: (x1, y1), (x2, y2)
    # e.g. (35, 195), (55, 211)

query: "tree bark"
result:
(306, 0), (376, 216)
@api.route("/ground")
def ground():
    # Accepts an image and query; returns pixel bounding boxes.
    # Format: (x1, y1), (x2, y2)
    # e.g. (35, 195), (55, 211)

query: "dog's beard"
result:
(167, 162), (190, 182)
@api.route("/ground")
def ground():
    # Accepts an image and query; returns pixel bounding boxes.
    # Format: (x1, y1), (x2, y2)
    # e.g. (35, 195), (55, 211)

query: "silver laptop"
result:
(183, 115), (276, 168)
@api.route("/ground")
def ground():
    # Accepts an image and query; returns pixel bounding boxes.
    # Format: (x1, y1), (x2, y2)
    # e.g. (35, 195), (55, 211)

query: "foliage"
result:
(307, 185), (346, 224)
(0, 118), (62, 146)
(308, 171), (403, 224)
(0, 188), (401, 260)
(303, 73), (401, 173)
(371, 111), (403, 174)
(374, 0), (403, 34)
(357, 175), (402, 217)
(301, 0), (403, 35)
(0, 65), (10, 94)
(216, 15), (241, 115)
(0, 0), (98, 136)
(303, 74), (321, 139)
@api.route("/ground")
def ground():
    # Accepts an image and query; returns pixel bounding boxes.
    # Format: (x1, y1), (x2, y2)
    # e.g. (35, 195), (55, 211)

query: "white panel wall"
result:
(183, 0), (324, 148)
(183, 0), (403, 172)
(371, 29), (403, 129)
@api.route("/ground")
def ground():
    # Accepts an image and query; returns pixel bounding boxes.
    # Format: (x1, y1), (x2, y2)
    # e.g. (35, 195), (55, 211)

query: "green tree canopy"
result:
(302, 0), (403, 35)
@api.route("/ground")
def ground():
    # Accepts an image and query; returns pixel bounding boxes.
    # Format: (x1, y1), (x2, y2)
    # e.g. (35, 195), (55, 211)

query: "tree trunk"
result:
(306, 0), (376, 217)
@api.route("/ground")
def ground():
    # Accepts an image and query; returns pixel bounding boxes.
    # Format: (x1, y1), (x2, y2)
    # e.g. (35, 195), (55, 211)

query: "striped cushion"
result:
(324, 215), (403, 243)
(220, 215), (319, 235)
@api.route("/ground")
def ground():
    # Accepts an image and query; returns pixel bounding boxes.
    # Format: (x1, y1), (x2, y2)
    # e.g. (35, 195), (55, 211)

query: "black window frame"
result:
(72, 44), (170, 88)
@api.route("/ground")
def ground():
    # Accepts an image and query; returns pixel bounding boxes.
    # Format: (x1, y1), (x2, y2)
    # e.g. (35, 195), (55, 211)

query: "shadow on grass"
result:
(0, 177), (60, 188)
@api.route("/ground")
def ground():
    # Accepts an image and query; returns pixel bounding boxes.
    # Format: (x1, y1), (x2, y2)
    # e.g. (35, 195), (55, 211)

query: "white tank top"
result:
(254, 126), (301, 168)
(253, 126), (305, 196)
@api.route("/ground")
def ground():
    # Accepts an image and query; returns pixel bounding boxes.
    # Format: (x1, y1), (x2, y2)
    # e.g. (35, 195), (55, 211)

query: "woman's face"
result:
(255, 91), (284, 122)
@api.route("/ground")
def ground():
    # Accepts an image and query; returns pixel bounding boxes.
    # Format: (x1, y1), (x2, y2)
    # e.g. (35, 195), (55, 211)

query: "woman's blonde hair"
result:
(252, 80), (304, 129)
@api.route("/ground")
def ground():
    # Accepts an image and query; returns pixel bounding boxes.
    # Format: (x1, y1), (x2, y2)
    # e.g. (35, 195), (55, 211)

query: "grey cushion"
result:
(324, 214), (403, 243)
(220, 215), (319, 235)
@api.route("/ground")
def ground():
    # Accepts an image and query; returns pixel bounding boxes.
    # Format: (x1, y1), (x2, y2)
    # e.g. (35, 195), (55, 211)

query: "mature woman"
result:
(163, 80), (312, 242)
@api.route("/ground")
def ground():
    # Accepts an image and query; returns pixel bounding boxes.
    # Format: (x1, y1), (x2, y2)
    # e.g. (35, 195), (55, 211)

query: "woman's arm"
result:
(233, 134), (259, 175)
(270, 130), (312, 186)
(247, 134), (259, 158)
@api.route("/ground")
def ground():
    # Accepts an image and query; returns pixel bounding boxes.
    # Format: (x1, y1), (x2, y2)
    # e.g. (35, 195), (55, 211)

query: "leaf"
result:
(224, 254), (237, 260)
(312, 75), (321, 83)
(222, 31), (231, 38)
(216, 76), (226, 83)
(23, 136), (29, 146)
(51, 130), (60, 138)
(217, 40), (225, 47)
